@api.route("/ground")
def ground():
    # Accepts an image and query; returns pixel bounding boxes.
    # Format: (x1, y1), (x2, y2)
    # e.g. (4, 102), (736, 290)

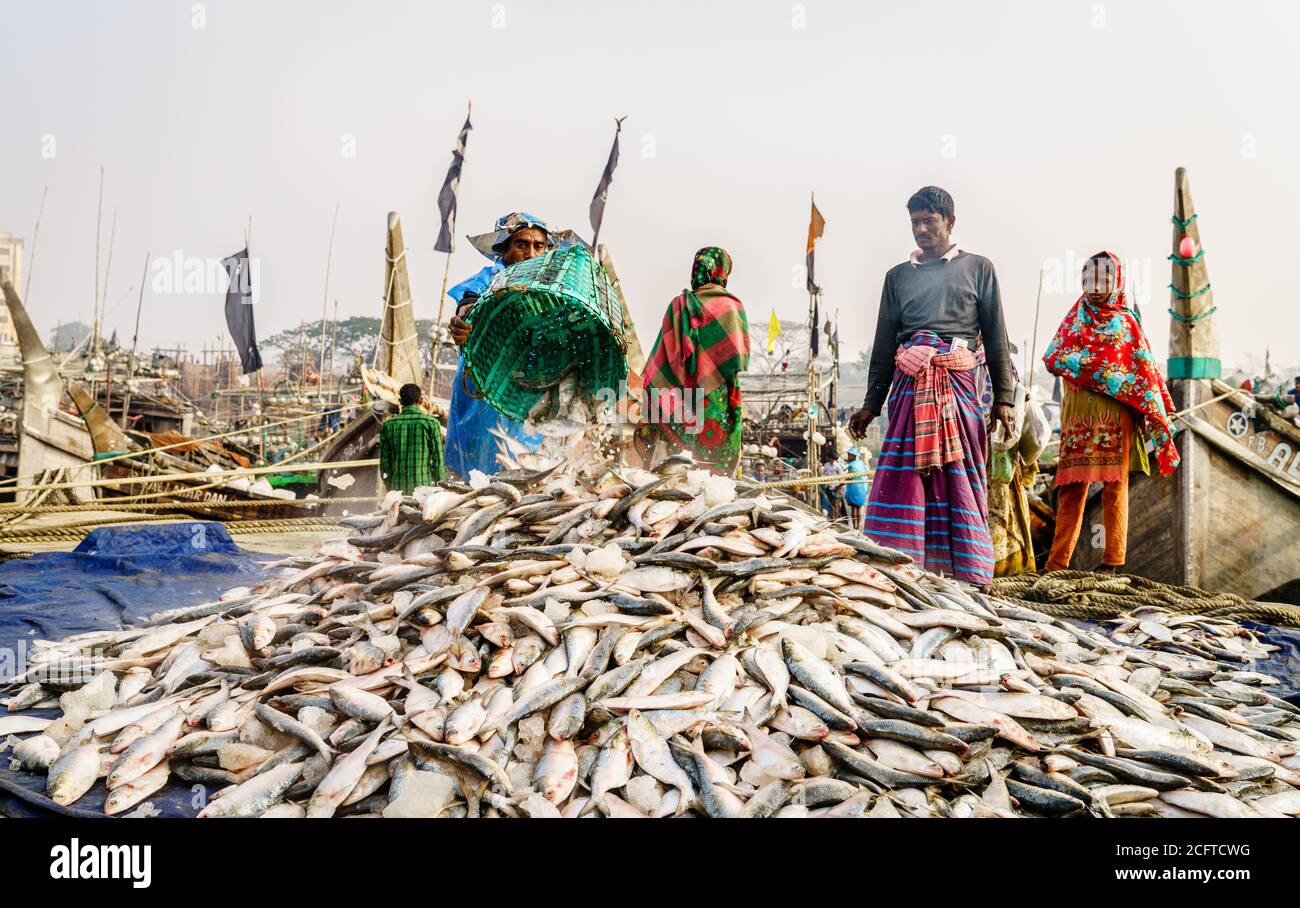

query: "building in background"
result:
(0, 233), (23, 346)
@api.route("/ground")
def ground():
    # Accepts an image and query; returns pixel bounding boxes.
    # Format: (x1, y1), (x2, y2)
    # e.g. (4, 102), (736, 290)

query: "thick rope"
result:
(0, 516), (343, 546)
(0, 496), (378, 516)
(758, 469), (871, 491)
(989, 571), (1300, 628)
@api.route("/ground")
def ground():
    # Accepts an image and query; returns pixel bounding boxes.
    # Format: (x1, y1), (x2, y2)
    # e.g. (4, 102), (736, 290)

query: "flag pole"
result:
(98, 207), (118, 358)
(317, 200), (339, 399)
(329, 299), (339, 404)
(431, 100), (472, 398)
(1027, 265), (1045, 391)
(120, 250), (150, 429)
(807, 288), (818, 507)
(23, 185), (47, 304)
(431, 249), (454, 399)
(590, 116), (626, 251)
(832, 306), (840, 416)
(806, 192), (821, 507)
(245, 213), (266, 462)
(92, 166), (104, 362)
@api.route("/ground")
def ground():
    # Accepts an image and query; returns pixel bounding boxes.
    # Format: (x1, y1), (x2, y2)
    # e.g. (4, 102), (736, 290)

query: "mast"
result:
(92, 167), (104, 361)
(99, 207), (118, 361)
(328, 299), (339, 405)
(318, 201), (339, 399)
(1167, 166), (1220, 587)
(245, 213), (266, 461)
(24, 185), (47, 303)
(1027, 265), (1045, 388)
(831, 307), (839, 417)
(807, 290), (819, 505)
(120, 250), (149, 429)
(296, 319), (307, 397)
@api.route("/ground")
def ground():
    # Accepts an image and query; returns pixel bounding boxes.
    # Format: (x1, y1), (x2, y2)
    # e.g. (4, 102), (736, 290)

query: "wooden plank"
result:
(1200, 446), (1300, 600)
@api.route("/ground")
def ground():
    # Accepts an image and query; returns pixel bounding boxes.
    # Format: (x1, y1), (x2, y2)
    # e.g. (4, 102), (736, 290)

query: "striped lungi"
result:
(863, 332), (994, 586)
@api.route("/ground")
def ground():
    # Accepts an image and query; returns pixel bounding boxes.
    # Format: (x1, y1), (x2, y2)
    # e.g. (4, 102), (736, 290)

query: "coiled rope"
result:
(989, 571), (1300, 628)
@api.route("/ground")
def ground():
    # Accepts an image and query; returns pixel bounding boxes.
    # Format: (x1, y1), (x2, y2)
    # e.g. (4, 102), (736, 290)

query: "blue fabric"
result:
(1070, 619), (1300, 704)
(0, 522), (276, 654)
(444, 261), (544, 478)
(0, 522), (279, 818)
(1241, 621), (1300, 704)
(844, 457), (870, 507)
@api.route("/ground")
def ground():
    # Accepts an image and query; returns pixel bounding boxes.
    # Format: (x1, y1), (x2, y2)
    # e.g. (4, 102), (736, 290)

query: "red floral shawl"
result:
(1042, 252), (1180, 476)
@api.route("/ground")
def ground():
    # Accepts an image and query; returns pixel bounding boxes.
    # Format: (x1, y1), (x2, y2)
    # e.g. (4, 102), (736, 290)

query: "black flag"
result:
(222, 248), (262, 374)
(434, 107), (473, 254)
(810, 294), (820, 357)
(589, 116), (626, 247)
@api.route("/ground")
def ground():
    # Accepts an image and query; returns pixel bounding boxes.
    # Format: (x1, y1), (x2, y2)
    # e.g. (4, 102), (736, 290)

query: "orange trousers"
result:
(1045, 474), (1129, 571)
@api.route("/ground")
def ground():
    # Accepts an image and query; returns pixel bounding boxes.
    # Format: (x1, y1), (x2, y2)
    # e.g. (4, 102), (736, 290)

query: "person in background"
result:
(445, 213), (581, 478)
(636, 247), (751, 475)
(843, 446), (871, 531)
(1291, 376), (1300, 404)
(379, 383), (445, 494)
(988, 377), (1050, 576)
(848, 186), (1016, 588)
(819, 448), (844, 520)
(1042, 252), (1179, 573)
(751, 461), (768, 484)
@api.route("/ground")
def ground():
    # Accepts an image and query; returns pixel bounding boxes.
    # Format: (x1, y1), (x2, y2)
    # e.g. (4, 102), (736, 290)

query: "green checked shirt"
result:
(379, 405), (445, 494)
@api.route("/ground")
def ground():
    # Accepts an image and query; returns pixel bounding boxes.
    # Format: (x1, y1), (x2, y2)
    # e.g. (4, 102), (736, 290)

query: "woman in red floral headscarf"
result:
(636, 247), (750, 474)
(1042, 251), (1179, 573)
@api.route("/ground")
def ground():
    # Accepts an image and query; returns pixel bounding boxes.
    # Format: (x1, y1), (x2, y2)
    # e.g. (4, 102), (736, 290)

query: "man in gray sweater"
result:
(848, 187), (1014, 586)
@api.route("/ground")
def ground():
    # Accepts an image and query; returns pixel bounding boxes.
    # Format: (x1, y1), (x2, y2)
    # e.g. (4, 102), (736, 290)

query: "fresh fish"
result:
(4, 446), (1295, 822)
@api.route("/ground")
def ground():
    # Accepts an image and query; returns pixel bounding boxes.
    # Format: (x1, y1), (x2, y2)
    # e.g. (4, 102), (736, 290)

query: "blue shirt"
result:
(443, 261), (544, 478)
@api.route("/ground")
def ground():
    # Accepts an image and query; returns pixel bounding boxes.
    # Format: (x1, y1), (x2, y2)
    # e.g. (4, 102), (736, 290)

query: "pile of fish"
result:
(3, 451), (1299, 819)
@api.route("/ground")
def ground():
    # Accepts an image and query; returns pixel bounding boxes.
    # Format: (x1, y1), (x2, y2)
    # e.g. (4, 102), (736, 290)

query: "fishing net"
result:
(463, 244), (627, 422)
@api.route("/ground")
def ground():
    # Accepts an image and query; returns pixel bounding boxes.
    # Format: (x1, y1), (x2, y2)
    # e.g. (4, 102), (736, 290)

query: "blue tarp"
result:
(1072, 619), (1300, 703)
(0, 522), (277, 653)
(1242, 621), (1300, 704)
(0, 522), (280, 817)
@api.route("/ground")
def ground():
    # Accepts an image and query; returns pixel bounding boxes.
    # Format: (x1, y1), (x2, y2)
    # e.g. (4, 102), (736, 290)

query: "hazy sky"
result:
(4, 0), (1298, 379)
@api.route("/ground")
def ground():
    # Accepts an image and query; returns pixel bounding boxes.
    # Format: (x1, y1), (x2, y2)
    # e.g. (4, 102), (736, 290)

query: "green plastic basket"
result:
(464, 244), (627, 422)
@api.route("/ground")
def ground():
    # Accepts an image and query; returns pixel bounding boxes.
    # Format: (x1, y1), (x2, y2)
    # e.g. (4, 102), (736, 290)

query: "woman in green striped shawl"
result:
(636, 247), (751, 475)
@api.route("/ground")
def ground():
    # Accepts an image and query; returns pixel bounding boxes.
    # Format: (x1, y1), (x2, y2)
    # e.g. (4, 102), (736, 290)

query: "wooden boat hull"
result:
(1073, 380), (1300, 604)
(95, 462), (308, 521)
(317, 410), (381, 506)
